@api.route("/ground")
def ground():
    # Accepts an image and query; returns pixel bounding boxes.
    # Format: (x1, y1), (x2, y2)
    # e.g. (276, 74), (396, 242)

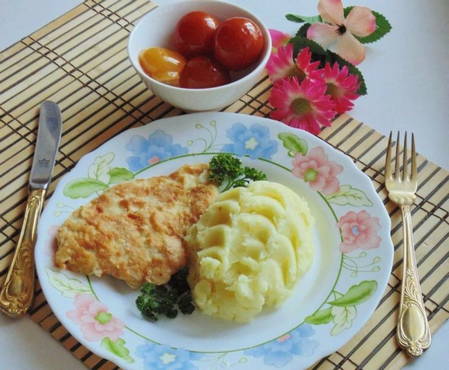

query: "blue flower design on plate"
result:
(126, 130), (188, 171)
(136, 343), (202, 370)
(243, 324), (318, 368)
(222, 123), (278, 159)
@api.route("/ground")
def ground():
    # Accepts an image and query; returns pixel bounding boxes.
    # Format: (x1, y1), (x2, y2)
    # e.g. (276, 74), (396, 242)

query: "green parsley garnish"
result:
(208, 153), (267, 191)
(136, 267), (195, 322)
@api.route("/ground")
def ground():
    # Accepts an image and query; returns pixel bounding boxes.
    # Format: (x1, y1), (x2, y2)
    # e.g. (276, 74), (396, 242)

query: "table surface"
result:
(0, 0), (448, 369)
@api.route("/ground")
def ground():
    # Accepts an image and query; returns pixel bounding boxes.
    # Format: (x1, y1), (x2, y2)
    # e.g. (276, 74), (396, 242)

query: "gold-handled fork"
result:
(384, 132), (431, 356)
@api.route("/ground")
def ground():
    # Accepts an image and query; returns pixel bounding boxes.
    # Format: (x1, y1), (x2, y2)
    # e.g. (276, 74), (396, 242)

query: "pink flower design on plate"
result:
(338, 210), (381, 253)
(292, 147), (343, 194)
(147, 156), (160, 165)
(67, 294), (124, 341)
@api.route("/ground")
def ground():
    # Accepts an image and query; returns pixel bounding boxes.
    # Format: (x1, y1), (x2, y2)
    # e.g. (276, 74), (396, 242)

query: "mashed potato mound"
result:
(186, 181), (314, 323)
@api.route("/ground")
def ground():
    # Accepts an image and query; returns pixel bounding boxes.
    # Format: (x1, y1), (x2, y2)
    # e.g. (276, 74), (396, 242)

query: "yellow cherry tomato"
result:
(139, 47), (186, 86)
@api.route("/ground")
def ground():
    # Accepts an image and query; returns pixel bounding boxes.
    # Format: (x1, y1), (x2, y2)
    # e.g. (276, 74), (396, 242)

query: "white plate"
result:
(35, 112), (393, 370)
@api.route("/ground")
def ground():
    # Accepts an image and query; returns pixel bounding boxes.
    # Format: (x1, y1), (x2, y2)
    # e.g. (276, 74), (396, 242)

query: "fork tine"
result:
(394, 131), (401, 180)
(402, 132), (408, 181)
(411, 133), (417, 180)
(385, 131), (393, 179)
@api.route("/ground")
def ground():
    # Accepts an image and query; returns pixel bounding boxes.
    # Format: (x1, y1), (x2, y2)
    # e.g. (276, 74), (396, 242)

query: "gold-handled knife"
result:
(0, 101), (62, 318)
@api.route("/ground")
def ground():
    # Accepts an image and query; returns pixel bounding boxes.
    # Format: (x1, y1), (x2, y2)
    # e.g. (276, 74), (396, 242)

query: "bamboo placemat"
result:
(1, 0), (448, 369)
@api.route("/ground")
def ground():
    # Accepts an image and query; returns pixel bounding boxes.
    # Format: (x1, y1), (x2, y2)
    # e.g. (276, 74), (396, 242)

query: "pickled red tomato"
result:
(180, 56), (230, 88)
(139, 47), (186, 86)
(173, 11), (220, 57)
(214, 17), (264, 70)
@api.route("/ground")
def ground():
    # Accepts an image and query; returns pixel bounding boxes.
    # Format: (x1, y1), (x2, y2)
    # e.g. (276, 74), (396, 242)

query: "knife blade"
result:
(30, 101), (62, 189)
(0, 101), (63, 317)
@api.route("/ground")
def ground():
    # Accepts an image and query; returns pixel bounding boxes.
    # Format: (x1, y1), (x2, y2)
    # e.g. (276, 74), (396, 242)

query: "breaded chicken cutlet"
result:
(55, 164), (217, 288)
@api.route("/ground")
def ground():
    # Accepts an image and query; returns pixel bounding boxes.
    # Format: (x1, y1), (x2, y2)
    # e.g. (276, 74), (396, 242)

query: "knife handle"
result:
(0, 189), (45, 317)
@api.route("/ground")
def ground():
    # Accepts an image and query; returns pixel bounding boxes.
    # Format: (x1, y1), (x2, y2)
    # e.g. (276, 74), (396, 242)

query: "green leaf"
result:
(108, 167), (134, 184)
(278, 133), (308, 156)
(326, 185), (373, 206)
(286, 14), (322, 24)
(101, 337), (134, 363)
(46, 268), (91, 298)
(305, 307), (333, 325)
(289, 36), (327, 58)
(329, 280), (377, 306)
(344, 7), (392, 44)
(296, 23), (311, 38)
(324, 51), (367, 95)
(63, 178), (108, 199)
(330, 305), (356, 335)
(88, 153), (115, 183)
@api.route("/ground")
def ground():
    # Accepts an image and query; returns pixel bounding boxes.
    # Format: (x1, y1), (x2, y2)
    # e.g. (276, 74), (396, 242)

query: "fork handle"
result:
(0, 189), (45, 317)
(397, 205), (431, 356)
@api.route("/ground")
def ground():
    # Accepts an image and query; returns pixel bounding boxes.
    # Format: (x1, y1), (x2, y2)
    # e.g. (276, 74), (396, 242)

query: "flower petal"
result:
(346, 6), (376, 37)
(269, 29), (291, 50)
(307, 23), (338, 47)
(266, 44), (296, 82)
(318, 0), (344, 25)
(336, 32), (365, 65)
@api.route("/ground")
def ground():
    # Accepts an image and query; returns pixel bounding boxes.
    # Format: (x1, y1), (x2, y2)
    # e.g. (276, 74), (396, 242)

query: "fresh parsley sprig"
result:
(136, 267), (195, 321)
(208, 153), (267, 191)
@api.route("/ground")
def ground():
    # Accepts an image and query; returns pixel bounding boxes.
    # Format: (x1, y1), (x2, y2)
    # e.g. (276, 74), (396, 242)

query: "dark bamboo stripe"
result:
(333, 121), (365, 149)
(430, 292), (449, 319)
(311, 356), (344, 369)
(80, 351), (94, 362)
(92, 358), (109, 370)
(59, 332), (72, 343)
(357, 325), (397, 368)
(70, 342), (82, 353)
(35, 310), (56, 325)
(423, 264), (449, 296)
(29, 300), (51, 316)
(342, 127), (376, 156)
(320, 117), (354, 142)
(48, 321), (63, 334)
(335, 351), (359, 367)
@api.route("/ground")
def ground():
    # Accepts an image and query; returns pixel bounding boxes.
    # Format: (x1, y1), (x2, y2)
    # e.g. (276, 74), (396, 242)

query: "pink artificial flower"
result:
(67, 294), (124, 341)
(307, 0), (376, 64)
(322, 62), (360, 113)
(267, 45), (322, 83)
(269, 77), (336, 135)
(338, 210), (381, 253)
(292, 146), (343, 194)
(269, 29), (291, 52)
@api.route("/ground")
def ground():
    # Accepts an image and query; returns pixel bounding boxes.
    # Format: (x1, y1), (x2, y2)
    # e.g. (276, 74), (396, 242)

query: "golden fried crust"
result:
(55, 164), (217, 288)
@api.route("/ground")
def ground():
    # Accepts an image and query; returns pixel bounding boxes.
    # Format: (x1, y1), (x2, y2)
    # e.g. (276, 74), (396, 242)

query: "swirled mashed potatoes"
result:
(186, 181), (314, 322)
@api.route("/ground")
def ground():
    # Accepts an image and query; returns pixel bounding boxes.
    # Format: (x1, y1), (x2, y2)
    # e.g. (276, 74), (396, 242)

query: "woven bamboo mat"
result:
(1, 0), (448, 369)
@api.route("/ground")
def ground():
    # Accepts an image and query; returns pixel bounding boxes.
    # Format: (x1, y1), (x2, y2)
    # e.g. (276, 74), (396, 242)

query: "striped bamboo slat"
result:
(0, 1), (448, 369)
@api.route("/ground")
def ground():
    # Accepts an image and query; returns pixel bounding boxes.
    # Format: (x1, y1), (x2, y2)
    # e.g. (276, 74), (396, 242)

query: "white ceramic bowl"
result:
(128, 0), (271, 111)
